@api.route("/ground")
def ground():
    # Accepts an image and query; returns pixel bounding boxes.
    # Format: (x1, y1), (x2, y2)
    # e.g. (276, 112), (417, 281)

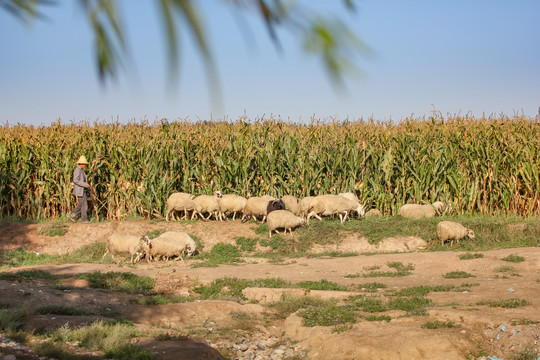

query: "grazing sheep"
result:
(437, 220), (475, 246)
(241, 195), (280, 223)
(149, 231), (197, 262)
(192, 191), (222, 221)
(432, 201), (446, 214)
(398, 203), (442, 219)
(217, 193), (247, 221)
(306, 194), (365, 224)
(338, 192), (366, 218)
(165, 192), (196, 221)
(282, 195), (301, 216)
(267, 209), (305, 238)
(102, 234), (151, 264)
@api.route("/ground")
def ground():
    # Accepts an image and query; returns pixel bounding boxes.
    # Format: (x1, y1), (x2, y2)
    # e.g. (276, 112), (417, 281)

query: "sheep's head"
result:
(467, 229), (475, 239)
(213, 190), (223, 198)
(356, 204), (365, 218)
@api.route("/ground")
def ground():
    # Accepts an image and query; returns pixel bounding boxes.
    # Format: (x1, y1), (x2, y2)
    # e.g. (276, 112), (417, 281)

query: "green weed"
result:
(501, 254), (525, 263)
(38, 223), (68, 237)
(421, 320), (458, 329)
(459, 252), (484, 260)
(298, 303), (357, 327)
(476, 299), (530, 308)
(443, 271), (475, 279)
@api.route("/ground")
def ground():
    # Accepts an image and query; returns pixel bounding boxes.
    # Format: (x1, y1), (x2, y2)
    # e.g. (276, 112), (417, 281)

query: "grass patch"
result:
(38, 223), (68, 237)
(350, 296), (387, 313)
(494, 265), (517, 273)
(272, 295), (333, 319)
(48, 320), (154, 360)
(296, 279), (347, 291)
(421, 320), (458, 329)
(363, 262), (415, 277)
(387, 296), (433, 315)
(364, 315), (391, 322)
(443, 271), (475, 279)
(0, 269), (60, 281)
(35, 305), (88, 316)
(235, 237), (258, 252)
(0, 243), (106, 268)
(459, 252), (484, 260)
(298, 303), (357, 327)
(129, 295), (196, 305)
(476, 298), (530, 308)
(501, 254), (525, 263)
(192, 242), (244, 268)
(78, 272), (155, 295)
(510, 319), (539, 326)
(509, 346), (539, 360)
(352, 282), (387, 292)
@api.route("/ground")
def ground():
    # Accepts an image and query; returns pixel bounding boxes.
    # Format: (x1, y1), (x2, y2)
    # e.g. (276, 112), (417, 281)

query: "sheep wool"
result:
(306, 194), (363, 224)
(267, 209), (305, 238)
(217, 194), (247, 221)
(149, 231), (197, 261)
(192, 191), (222, 221)
(437, 220), (475, 246)
(165, 192), (196, 221)
(282, 195), (301, 216)
(241, 195), (277, 223)
(102, 234), (151, 264)
(398, 204), (437, 219)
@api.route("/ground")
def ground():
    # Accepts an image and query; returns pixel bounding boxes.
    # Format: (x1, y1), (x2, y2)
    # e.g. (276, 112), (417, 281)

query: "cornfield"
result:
(1, 115), (538, 220)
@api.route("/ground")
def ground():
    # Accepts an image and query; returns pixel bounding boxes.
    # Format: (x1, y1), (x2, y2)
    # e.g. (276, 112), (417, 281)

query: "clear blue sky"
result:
(1, 0), (539, 126)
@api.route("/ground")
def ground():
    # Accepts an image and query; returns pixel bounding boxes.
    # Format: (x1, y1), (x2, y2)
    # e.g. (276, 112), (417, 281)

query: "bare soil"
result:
(1, 219), (539, 360)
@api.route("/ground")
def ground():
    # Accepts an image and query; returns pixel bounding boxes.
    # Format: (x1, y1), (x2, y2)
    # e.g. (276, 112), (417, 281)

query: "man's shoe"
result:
(68, 213), (77, 223)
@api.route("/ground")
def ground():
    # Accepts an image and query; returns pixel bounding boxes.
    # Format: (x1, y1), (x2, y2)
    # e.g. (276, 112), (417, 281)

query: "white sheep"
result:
(282, 195), (301, 216)
(267, 209), (305, 238)
(437, 220), (475, 246)
(398, 202), (443, 219)
(338, 192), (366, 218)
(298, 196), (319, 220)
(217, 193), (247, 221)
(192, 191), (222, 221)
(306, 194), (365, 224)
(149, 231), (197, 262)
(365, 209), (382, 217)
(102, 234), (151, 264)
(241, 196), (282, 223)
(165, 192), (196, 221)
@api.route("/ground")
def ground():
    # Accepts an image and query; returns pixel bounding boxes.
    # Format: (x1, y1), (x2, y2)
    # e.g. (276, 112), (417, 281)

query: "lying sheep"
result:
(149, 231), (197, 262)
(218, 193), (247, 221)
(165, 192), (196, 221)
(306, 194), (365, 224)
(241, 196), (283, 223)
(102, 234), (151, 264)
(437, 220), (475, 246)
(267, 209), (305, 238)
(192, 191), (222, 221)
(398, 202), (443, 219)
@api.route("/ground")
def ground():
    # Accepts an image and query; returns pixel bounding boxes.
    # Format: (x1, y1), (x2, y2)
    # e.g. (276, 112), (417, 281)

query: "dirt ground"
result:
(1, 219), (539, 360)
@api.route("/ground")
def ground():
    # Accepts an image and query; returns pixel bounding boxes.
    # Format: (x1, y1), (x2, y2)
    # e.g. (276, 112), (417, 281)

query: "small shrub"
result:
(508, 346), (539, 360)
(443, 271), (475, 279)
(494, 265), (516, 273)
(364, 315), (391, 322)
(501, 254), (525, 263)
(476, 299), (530, 308)
(129, 295), (195, 305)
(193, 242), (243, 267)
(296, 279), (347, 291)
(272, 295), (333, 319)
(351, 296), (387, 313)
(459, 252), (484, 260)
(422, 320), (458, 329)
(387, 296), (433, 315)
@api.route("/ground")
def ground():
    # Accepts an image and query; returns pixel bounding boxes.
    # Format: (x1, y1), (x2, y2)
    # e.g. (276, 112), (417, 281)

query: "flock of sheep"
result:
(102, 192), (475, 264)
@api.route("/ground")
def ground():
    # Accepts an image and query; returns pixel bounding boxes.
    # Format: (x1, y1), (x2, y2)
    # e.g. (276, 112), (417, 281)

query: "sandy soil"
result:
(1, 219), (539, 360)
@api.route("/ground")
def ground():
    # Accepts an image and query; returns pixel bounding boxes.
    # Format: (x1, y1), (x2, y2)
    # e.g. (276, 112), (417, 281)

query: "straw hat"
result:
(77, 155), (89, 165)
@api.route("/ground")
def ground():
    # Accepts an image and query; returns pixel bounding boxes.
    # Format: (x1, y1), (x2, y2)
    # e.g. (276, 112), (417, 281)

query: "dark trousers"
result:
(71, 193), (88, 221)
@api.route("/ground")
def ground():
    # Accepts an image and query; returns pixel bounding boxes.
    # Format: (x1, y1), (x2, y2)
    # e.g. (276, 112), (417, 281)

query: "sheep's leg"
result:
(101, 249), (110, 260)
(268, 230), (273, 238)
(231, 212), (236, 221)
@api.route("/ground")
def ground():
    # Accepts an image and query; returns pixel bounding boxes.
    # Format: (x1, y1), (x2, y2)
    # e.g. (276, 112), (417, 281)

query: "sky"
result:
(1, 0), (539, 126)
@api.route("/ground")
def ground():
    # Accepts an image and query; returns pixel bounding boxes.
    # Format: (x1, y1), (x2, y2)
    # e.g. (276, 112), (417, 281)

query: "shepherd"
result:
(68, 155), (91, 224)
